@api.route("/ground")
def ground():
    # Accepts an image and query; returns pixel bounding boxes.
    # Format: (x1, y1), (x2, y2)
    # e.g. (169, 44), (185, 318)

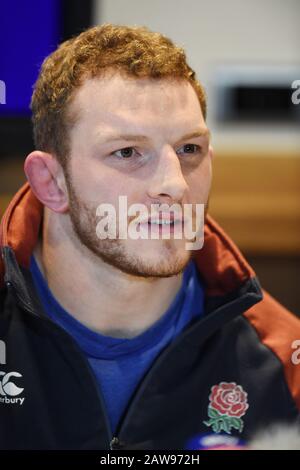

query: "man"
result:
(0, 24), (299, 450)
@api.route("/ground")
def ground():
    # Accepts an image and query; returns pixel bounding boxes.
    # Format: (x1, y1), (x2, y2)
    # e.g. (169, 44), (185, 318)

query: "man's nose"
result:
(147, 146), (188, 202)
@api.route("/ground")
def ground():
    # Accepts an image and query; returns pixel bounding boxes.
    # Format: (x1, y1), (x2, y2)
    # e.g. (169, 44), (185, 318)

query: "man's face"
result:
(64, 73), (212, 278)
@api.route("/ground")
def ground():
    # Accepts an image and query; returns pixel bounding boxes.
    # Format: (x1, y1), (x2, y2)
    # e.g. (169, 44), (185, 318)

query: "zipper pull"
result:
(110, 436), (125, 450)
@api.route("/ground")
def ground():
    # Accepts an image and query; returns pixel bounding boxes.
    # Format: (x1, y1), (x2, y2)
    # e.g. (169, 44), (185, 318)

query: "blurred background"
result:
(0, 0), (299, 314)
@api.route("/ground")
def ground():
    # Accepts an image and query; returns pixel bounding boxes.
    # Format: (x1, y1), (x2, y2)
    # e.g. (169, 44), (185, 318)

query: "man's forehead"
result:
(67, 74), (207, 147)
(71, 73), (202, 117)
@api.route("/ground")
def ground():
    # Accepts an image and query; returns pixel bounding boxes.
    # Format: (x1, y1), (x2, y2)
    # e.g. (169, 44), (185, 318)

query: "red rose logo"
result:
(203, 382), (249, 434)
(209, 382), (249, 418)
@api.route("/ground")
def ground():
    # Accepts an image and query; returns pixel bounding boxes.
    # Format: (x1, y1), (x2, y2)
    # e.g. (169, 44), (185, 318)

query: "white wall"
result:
(93, 0), (300, 155)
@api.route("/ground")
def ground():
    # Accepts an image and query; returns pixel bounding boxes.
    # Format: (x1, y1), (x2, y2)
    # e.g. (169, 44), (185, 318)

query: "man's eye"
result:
(178, 144), (201, 155)
(113, 147), (136, 159)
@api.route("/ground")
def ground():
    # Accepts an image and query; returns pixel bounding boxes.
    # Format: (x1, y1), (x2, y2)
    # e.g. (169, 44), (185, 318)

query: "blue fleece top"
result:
(30, 255), (205, 434)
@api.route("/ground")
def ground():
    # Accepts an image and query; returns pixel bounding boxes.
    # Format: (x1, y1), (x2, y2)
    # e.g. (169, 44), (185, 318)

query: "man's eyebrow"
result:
(178, 129), (211, 141)
(97, 128), (210, 145)
(99, 134), (150, 144)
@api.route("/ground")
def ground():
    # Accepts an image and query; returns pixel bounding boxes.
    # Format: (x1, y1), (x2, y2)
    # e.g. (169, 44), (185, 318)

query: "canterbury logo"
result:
(0, 372), (24, 396)
(0, 340), (25, 405)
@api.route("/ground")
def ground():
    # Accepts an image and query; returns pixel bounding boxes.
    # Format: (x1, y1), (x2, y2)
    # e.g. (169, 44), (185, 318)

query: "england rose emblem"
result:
(203, 382), (249, 434)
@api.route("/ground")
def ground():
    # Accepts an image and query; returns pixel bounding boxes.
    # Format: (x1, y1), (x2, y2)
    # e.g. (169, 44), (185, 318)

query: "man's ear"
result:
(24, 151), (69, 213)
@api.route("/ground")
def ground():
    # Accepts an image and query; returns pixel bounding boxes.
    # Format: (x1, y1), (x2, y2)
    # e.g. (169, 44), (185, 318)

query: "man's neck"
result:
(33, 211), (184, 339)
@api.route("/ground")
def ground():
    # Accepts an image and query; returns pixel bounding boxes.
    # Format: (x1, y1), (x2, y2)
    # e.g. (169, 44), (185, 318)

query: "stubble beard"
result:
(65, 174), (209, 278)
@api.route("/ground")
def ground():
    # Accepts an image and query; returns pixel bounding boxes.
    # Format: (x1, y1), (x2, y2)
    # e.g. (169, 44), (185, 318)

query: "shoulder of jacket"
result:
(244, 289), (300, 410)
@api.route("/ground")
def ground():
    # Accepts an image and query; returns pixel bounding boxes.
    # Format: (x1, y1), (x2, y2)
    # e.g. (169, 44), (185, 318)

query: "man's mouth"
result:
(137, 213), (184, 236)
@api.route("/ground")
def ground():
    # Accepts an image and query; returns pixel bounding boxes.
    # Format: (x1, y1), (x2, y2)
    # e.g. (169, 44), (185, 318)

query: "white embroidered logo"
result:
(0, 372), (24, 396)
(0, 341), (25, 405)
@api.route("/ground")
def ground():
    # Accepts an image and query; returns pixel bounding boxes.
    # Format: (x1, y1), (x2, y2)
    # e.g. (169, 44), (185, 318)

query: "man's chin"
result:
(112, 260), (189, 279)
(96, 245), (191, 279)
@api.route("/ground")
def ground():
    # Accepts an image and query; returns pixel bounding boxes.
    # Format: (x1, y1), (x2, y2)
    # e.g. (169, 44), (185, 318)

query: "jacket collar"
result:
(0, 183), (261, 308)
